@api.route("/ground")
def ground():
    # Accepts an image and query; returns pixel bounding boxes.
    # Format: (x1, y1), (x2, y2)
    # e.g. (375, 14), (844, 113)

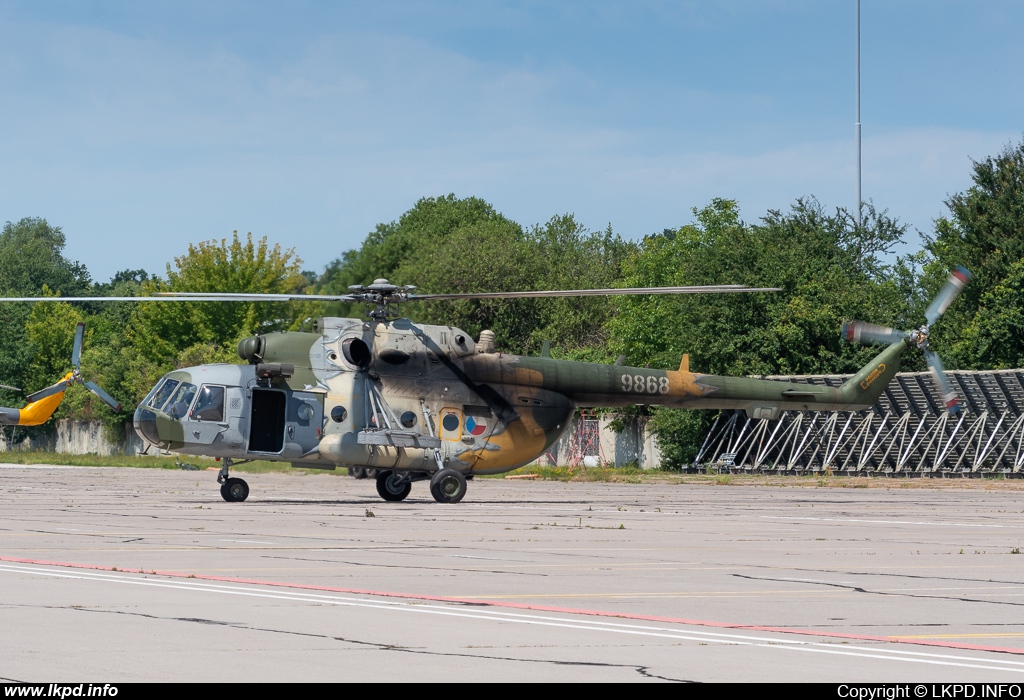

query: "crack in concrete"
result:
(327, 635), (692, 681)
(747, 563), (1024, 587)
(51, 604), (689, 682)
(733, 573), (1024, 608)
(259, 554), (546, 577)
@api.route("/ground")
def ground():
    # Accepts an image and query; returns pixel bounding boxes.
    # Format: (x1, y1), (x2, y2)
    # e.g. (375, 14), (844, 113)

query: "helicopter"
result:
(0, 322), (120, 427)
(0, 268), (970, 504)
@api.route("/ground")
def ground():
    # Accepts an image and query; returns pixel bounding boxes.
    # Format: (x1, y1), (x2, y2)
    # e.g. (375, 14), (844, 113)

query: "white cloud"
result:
(0, 11), (1018, 282)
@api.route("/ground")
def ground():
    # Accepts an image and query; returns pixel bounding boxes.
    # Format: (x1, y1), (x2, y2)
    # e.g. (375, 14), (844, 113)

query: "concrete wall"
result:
(0, 414), (663, 468)
(0, 420), (147, 456)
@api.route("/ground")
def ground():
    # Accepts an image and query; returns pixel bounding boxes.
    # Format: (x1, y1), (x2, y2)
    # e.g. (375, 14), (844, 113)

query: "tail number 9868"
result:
(621, 374), (670, 395)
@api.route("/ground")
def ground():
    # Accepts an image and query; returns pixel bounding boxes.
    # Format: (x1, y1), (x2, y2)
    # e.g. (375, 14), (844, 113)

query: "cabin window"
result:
(191, 385), (225, 422)
(166, 382), (198, 420)
(147, 378), (179, 411)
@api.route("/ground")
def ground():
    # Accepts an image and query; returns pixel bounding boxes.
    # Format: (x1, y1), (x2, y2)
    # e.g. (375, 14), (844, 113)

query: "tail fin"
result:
(17, 372), (74, 426)
(836, 341), (909, 409)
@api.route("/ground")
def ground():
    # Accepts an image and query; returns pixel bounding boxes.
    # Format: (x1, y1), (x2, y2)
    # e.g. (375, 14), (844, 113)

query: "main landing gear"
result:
(375, 470), (412, 502)
(373, 468), (469, 504)
(429, 469), (467, 504)
(217, 458), (249, 502)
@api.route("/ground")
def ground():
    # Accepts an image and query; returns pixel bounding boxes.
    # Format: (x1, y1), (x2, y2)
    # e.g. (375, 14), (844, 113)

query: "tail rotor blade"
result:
(71, 322), (84, 369)
(25, 380), (70, 403)
(925, 267), (973, 326)
(842, 321), (908, 346)
(924, 349), (961, 414)
(84, 381), (121, 412)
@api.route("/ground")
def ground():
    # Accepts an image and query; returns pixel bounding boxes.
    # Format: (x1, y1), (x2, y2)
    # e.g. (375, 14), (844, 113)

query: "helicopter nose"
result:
(133, 405), (161, 446)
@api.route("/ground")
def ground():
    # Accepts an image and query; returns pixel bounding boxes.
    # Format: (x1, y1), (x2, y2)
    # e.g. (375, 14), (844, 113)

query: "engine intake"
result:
(238, 335), (266, 364)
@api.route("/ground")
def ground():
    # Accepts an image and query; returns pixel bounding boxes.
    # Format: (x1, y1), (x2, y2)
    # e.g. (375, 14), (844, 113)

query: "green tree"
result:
(23, 298), (127, 423)
(924, 140), (1024, 369)
(130, 232), (310, 370)
(319, 195), (634, 355)
(319, 194), (519, 317)
(24, 296), (83, 392)
(0, 218), (90, 407)
(609, 198), (915, 467)
(967, 260), (1024, 369)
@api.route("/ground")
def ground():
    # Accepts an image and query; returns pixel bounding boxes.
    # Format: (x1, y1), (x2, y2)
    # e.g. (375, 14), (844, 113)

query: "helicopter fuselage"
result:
(133, 315), (910, 476)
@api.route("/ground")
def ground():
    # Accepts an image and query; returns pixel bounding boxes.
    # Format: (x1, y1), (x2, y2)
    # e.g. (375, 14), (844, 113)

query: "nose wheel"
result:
(217, 459), (249, 502)
(220, 477), (249, 502)
(430, 469), (467, 504)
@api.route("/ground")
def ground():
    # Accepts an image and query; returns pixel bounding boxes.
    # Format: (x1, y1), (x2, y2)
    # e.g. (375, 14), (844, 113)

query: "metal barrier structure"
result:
(693, 368), (1024, 474)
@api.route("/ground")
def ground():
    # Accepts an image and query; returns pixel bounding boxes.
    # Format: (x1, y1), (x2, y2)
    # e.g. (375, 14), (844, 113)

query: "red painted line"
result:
(3, 554), (1023, 656)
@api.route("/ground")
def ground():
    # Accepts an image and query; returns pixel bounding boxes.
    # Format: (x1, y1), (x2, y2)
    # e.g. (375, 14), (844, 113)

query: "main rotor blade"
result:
(0, 287), (780, 304)
(0, 384), (22, 392)
(842, 321), (909, 346)
(409, 285), (781, 301)
(84, 381), (122, 412)
(71, 321), (84, 369)
(925, 266), (972, 326)
(152, 292), (362, 302)
(923, 349), (961, 413)
(0, 294), (361, 303)
(25, 380), (70, 403)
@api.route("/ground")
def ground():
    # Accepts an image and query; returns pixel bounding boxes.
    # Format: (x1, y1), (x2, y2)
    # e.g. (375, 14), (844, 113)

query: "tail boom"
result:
(462, 341), (908, 417)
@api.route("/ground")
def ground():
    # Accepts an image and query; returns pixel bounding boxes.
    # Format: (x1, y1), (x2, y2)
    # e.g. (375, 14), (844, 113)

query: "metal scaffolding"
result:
(693, 368), (1024, 474)
(566, 410), (605, 468)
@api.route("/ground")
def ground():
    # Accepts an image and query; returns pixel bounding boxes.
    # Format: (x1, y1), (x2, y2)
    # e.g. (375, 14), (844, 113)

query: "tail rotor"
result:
(24, 322), (121, 412)
(842, 267), (973, 414)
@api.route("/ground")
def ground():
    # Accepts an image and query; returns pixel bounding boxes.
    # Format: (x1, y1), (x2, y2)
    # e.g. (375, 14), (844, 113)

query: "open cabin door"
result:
(248, 389), (286, 454)
(247, 388), (324, 458)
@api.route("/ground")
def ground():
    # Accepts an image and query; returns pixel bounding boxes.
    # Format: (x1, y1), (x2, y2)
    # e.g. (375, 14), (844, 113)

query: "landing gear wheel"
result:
(375, 470), (412, 502)
(220, 477), (249, 503)
(350, 467), (366, 479)
(429, 469), (467, 504)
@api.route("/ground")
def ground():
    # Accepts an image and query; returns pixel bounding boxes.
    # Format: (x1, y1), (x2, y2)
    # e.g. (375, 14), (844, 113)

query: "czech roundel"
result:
(465, 416), (487, 436)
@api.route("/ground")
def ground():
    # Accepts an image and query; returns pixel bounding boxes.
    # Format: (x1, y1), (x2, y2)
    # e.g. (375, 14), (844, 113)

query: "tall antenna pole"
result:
(855, 0), (862, 227)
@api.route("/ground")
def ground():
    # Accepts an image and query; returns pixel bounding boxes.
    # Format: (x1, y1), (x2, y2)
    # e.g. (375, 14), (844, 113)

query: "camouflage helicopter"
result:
(1, 268), (969, 504)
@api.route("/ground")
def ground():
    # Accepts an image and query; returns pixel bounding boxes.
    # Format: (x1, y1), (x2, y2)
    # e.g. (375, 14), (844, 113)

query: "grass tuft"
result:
(0, 450), (344, 475)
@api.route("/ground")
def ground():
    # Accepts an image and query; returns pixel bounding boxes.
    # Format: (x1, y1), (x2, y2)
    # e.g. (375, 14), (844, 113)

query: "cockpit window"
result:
(166, 382), (197, 420)
(191, 385), (225, 422)
(147, 379), (180, 411)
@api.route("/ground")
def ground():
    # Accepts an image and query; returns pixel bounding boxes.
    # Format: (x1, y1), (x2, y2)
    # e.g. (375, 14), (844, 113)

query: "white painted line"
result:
(3, 562), (1024, 673)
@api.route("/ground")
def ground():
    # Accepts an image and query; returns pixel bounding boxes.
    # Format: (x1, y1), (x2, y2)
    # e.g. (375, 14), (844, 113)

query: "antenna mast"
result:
(855, 0), (862, 228)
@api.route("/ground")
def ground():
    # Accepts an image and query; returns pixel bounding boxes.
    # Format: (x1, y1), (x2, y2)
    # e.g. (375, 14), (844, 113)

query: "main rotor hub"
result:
(347, 279), (417, 320)
(907, 326), (930, 351)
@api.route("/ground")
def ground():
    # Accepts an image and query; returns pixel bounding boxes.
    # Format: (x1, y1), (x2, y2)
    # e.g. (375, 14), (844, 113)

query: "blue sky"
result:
(1, 1), (1021, 282)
